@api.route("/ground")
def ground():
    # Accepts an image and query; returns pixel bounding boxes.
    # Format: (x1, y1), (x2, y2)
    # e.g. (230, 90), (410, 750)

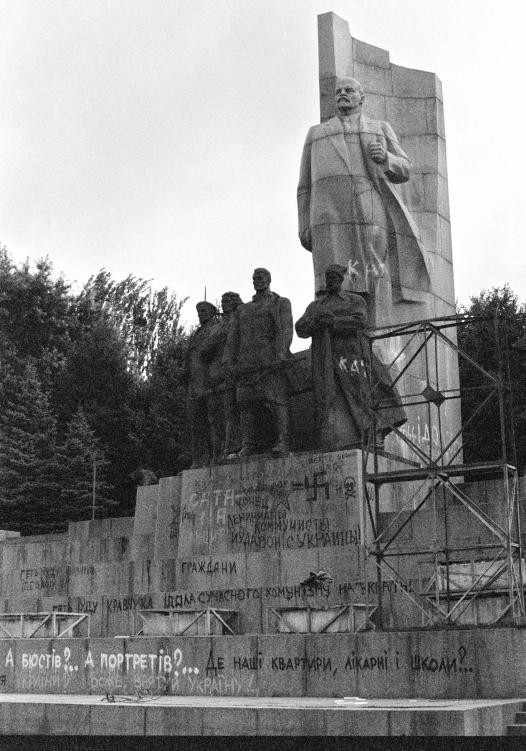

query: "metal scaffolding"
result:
(360, 313), (525, 629)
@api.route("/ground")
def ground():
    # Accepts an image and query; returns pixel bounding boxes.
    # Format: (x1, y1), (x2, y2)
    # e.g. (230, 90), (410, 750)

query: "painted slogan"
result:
(178, 450), (367, 557)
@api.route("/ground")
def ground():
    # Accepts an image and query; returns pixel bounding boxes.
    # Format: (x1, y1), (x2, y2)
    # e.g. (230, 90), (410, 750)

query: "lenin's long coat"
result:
(297, 114), (430, 304)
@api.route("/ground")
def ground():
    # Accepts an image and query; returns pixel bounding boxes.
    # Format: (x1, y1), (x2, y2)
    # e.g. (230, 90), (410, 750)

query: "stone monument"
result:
(0, 15), (521, 737)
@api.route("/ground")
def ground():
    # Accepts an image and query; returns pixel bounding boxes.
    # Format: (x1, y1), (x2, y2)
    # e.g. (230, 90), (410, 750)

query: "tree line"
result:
(0, 248), (190, 534)
(0, 246), (525, 535)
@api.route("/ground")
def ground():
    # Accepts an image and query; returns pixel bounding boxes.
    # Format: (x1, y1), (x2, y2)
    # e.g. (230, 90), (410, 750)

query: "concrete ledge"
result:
(0, 695), (520, 736)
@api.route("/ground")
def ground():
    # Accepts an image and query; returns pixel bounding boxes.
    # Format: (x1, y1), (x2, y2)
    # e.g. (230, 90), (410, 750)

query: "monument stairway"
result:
(507, 707), (526, 735)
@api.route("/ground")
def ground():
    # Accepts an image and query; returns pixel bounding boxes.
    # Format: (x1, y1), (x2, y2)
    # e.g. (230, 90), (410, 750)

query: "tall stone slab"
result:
(315, 12), (460, 464)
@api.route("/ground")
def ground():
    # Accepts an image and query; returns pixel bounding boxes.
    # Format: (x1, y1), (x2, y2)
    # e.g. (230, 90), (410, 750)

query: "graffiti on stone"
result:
(178, 451), (363, 555)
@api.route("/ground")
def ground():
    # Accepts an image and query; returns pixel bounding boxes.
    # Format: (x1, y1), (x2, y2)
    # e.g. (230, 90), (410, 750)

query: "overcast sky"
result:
(1, 0), (524, 345)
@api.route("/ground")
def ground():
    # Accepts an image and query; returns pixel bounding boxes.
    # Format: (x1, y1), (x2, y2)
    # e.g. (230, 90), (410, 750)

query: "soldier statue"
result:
(224, 268), (293, 457)
(183, 300), (220, 468)
(201, 291), (244, 461)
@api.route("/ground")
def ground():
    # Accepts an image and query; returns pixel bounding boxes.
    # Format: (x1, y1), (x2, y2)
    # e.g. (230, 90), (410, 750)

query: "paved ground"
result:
(0, 694), (522, 735)
(0, 693), (519, 710)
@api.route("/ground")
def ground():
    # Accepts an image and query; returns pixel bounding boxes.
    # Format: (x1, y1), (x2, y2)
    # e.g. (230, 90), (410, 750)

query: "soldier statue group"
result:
(184, 264), (406, 468)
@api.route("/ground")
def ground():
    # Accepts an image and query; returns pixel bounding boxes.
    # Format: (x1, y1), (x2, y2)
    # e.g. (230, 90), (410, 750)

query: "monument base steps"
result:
(0, 694), (521, 736)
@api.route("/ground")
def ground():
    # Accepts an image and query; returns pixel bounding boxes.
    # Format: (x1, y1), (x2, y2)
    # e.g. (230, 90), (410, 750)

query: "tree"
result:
(457, 286), (526, 471)
(0, 363), (62, 533)
(53, 319), (139, 516)
(0, 248), (73, 361)
(57, 408), (115, 521)
(0, 248), (192, 527)
(131, 331), (191, 479)
(78, 270), (187, 377)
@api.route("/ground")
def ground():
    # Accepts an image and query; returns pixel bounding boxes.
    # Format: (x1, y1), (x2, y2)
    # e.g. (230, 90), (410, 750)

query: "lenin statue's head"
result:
(335, 78), (365, 116)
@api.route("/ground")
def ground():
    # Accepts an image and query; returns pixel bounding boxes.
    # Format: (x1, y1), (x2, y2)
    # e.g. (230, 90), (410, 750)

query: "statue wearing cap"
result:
(296, 265), (406, 450)
(184, 300), (220, 468)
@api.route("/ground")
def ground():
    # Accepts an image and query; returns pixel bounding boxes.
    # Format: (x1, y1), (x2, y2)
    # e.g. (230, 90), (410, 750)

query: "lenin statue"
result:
(297, 77), (430, 325)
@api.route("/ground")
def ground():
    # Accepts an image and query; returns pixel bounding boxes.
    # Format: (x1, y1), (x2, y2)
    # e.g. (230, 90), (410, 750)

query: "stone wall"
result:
(0, 458), (522, 639)
(0, 627), (525, 699)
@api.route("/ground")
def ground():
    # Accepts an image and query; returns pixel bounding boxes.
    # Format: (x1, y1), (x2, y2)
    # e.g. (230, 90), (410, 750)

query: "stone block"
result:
(256, 708), (312, 735)
(110, 535), (131, 562)
(386, 97), (429, 136)
(317, 12), (353, 79)
(423, 97), (446, 138)
(145, 705), (204, 735)
(0, 541), (18, 572)
(68, 520), (91, 541)
(91, 562), (126, 596)
(0, 702), (48, 734)
(12, 637), (87, 694)
(475, 628), (526, 697)
(154, 475), (182, 561)
(132, 558), (159, 593)
(409, 629), (477, 699)
(133, 485), (159, 537)
(278, 548), (320, 590)
(400, 134), (442, 174)
(159, 558), (177, 591)
(87, 519), (105, 540)
(318, 547), (363, 592)
(66, 563), (96, 597)
(392, 64), (442, 100)
(43, 703), (92, 735)
(176, 554), (246, 592)
(204, 634), (261, 695)
(430, 249), (456, 303)
(319, 75), (339, 122)
(304, 633), (350, 696)
(129, 533), (155, 561)
(101, 518), (116, 538)
(0, 639), (17, 691)
(239, 596), (264, 634)
(413, 212), (453, 269)
(82, 637), (125, 693)
(202, 706), (257, 735)
(246, 550), (280, 590)
(90, 705), (146, 735)
(361, 93), (386, 121)
(0, 531), (19, 541)
(256, 634), (305, 696)
(108, 516), (134, 539)
(424, 173), (451, 220)
(353, 38), (390, 69)
(80, 538), (101, 565)
(354, 61), (393, 95)
(99, 596), (143, 638)
(327, 709), (388, 735)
